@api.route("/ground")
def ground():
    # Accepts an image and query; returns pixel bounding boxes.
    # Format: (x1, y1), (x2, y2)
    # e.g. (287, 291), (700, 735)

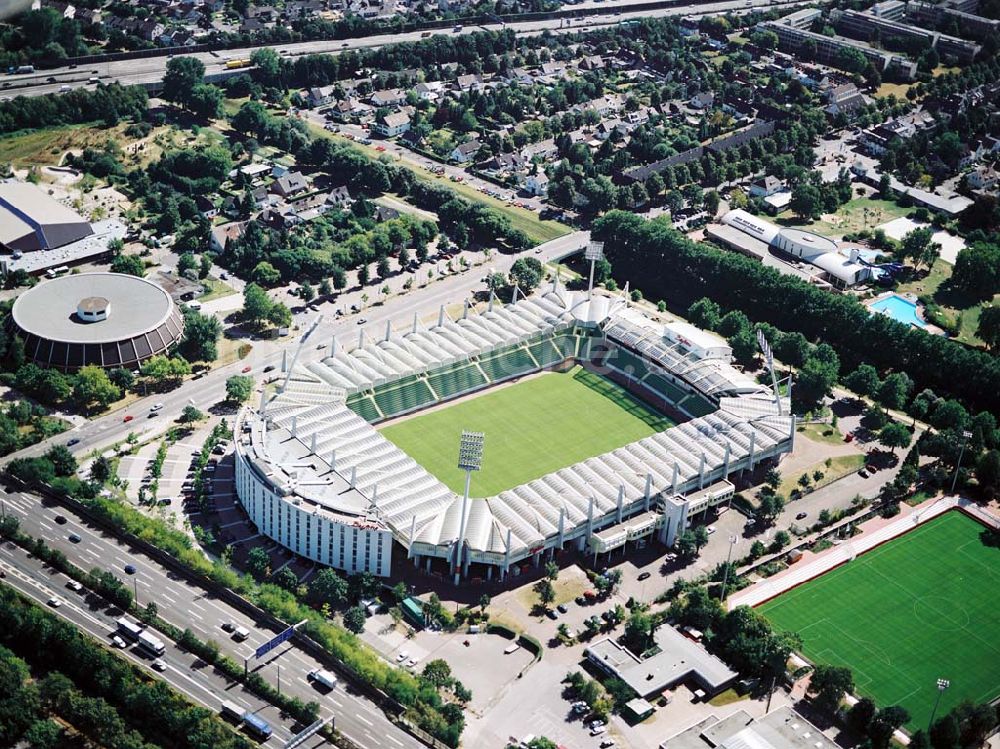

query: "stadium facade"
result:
(235, 286), (795, 581)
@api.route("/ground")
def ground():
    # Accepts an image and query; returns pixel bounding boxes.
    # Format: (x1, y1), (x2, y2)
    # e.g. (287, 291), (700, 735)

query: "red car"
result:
(123, 415), (133, 423)
(242, 365), (252, 373)
(375, 145), (386, 152)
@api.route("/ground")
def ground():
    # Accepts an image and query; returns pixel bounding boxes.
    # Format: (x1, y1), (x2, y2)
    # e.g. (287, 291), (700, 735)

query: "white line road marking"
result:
(386, 735), (404, 746)
(188, 611), (204, 622)
(356, 714), (373, 727)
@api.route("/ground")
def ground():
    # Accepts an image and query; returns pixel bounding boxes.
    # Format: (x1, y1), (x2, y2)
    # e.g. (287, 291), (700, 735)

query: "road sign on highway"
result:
(255, 620), (307, 660)
(283, 717), (329, 749)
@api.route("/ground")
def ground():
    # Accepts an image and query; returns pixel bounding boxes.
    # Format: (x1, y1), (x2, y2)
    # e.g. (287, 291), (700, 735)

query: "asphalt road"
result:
(0, 540), (310, 746)
(0, 491), (421, 749)
(0, 0), (807, 99)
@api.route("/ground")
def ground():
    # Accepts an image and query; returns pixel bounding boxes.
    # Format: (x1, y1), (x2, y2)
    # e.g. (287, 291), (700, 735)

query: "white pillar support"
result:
(281, 349), (288, 372)
(672, 462), (679, 494)
(463, 299), (470, 320)
(488, 291), (495, 313)
(384, 319), (392, 342)
(310, 432), (317, 452)
(412, 312), (418, 334)
(329, 336), (337, 358)
(438, 305), (445, 328)
(409, 515), (416, 557)
(723, 442), (731, 478)
(357, 327), (364, 348)
(511, 284), (520, 305)
(558, 508), (565, 548)
(644, 473), (653, 507)
(328, 450), (336, 471)
(259, 389), (267, 414)
(350, 465), (357, 488)
(699, 452), (706, 489)
(748, 431), (757, 472)
(587, 496), (595, 537)
(290, 415), (297, 437)
(502, 528), (512, 579)
(616, 485), (624, 523)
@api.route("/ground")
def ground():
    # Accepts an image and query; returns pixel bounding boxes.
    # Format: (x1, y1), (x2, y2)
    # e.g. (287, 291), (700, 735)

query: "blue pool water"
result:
(870, 295), (927, 328)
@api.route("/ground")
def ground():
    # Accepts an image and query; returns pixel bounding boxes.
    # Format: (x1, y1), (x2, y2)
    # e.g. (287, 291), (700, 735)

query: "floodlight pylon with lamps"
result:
(454, 431), (485, 583)
(585, 241), (604, 301)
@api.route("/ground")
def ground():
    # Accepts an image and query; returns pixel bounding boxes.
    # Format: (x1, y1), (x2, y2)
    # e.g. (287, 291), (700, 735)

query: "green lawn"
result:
(776, 198), (910, 239)
(896, 261), (997, 347)
(379, 366), (674, 496)
(759, 512), (1000, 727)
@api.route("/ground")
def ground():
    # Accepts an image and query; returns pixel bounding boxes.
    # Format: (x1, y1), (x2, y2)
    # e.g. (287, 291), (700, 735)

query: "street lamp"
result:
(949, 430), (973, 495)
(719, 534), (739, 601)
(453, 430), (484, 584)
(929, 678), (950, 728)
(585, 241), (604, 301)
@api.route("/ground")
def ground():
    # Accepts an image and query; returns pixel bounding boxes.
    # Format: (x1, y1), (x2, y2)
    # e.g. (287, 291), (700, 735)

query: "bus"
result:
(137, 630), (165, 656)
(116, 616), (144, 641)
(45, 265), (69, 278)
(220, 700), (246, 723)
(225, 58), (252, 69)
(242, 712), (272, 740)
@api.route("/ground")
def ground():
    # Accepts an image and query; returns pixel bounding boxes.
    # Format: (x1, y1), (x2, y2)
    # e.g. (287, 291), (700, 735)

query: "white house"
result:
(524, 171), (550, 196)
(372, 112), (411, 137)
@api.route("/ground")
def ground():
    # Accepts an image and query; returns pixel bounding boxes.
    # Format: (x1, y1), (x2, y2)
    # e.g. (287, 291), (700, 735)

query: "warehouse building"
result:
(662, 706), (839, 749)
(0, 181), (94, 253)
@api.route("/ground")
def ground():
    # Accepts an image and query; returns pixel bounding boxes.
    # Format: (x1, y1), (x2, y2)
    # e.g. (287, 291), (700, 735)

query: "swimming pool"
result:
(870, 294), (927, 328)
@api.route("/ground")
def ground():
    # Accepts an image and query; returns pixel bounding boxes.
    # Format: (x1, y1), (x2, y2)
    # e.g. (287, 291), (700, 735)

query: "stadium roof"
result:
(11, 273), (175, 344)
(241, 287), (793, 560)
(664, 707), (839, 749)
(0, 181), (93, 252)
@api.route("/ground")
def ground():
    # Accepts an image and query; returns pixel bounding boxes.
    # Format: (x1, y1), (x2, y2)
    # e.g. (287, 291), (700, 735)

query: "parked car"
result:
(556, 603), (568, 614)
(795, 512), (808, 520)
(68, 533), (81, 543)
(637, 571), (651, 581)
(152, 659), (167, 671)
(124, 564), (136, 575)
(66, 580), (83, 592)
(66, 438), (80, 447)
(112, 635), (127, 648)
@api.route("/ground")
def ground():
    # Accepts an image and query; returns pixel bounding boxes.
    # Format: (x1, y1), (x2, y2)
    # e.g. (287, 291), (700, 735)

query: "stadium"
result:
(234, 284), (796, 581)
(8, 272), (184, 372)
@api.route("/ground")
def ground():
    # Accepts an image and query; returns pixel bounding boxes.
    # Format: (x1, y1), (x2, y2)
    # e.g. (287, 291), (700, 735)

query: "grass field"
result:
(759, 512), (1000, 727)
(379, 366), (674, 496)
(776, 198), (910, 239)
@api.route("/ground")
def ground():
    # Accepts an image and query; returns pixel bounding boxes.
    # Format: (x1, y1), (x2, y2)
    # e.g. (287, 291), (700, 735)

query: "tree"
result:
(252, 261), (281, 287)
(877, 372), (914, 411)
(533, 578), (555, 608)
(89, 455), (113, 484)
(544, 561), (559, 580)
(44, 445), (77, 476)
(808, 664), (854, 713)
(929, 714), (960, 749)
(675, 530), (700, 560)
(901, 227), (941, 270)
(242, 283), (272, 326)
(110, 254), (144, 276)
(694, 525), (710, 549)
(848, 697), (879, 735)
(272, 567), (299, 591)
(343, 605), (366, 634)
(180, 311), (222, 362)
(246, 547), (270, 578)
(421, 659), (453, 688)
(509, 257), (544, 294)
(688, 297), (722, 330)
(162, 56), (206, 105)
(845, 364), (881, 398)
(178, 252), (198, 276)
(188, 83), (223, 121)
(299, 282), (315, 303)
(308, 569), (348, 607)
(878, 422), (911, 451)
(976, 449), (1000, 494)
(976, 305), (1000, 351)
(225, 375), (253, 404)
(179, 405), (203, 423)
(71, 365), (121, 410)
(790, 183), (823, 220)
(795, 354), (839, 409)
(478, 593), (490, 613)
(869, 706), (910, 749)
(755, 492), (785, 527)
(108, 368), (135, 391)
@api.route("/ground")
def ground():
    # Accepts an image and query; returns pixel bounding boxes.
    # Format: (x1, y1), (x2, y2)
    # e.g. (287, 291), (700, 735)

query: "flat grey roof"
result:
(663, 707), (839, 749)
(586, 625), (737, 698)
(11, 272), (175, 344)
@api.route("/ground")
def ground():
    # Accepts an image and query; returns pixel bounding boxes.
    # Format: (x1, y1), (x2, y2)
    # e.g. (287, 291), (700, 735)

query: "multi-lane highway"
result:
(1, 0), (806, 99)
(0, 489), (418, 749)
(0, 538), (306, 745)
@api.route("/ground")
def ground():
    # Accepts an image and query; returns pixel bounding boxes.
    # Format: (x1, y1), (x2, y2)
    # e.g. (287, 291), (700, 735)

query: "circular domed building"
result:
(9, 272), (184, 372)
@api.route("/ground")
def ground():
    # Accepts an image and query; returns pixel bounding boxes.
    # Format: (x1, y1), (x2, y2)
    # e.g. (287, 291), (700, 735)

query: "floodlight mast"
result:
(585, 241), (604, 301)
(454, 431), (485, 584)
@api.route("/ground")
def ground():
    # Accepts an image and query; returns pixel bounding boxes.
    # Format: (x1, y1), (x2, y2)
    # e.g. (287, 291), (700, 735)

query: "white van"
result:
(308, 669), (338, 690)
(232, 625), (250, 642)
(186, 301), (202, 311)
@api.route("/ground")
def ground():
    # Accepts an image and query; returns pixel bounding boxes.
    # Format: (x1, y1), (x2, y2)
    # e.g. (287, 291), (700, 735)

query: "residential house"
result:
(399, 129), (427, 150)
(595, 119), (627, 141)
(195, 195), (218, 219)
(210, 221), (247, 253)
(450, 140), (481, 164)
(327, 98), (368, 122)
(580, 55), (605, 70)
(326, 185), (353, 209)
(370, 88), (406, 107)
(454, 74), (484, 92)
(689, 91), (715, 110)
(524, 170), (550, 196)
(413, 81), (443, 102)
(521, 139), (559, 162)
(749, 175), (786, 198)
(480, 152), (525, 177)
(270, 171), (309, 198)
(372, 112), (411, 137)
(373, 204), (401, 222)
(307, 85), (338, 108)
(967, 165), (999, 190)
(42, 0), (75, 18)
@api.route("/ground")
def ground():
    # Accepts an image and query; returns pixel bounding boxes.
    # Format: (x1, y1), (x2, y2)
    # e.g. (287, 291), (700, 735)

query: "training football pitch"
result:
(759, 511), (1000, 728)
(379, 366), (675, 496)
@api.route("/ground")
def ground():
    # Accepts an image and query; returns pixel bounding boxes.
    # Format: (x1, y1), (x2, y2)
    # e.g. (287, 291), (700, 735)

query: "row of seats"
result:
(679, 394), (717, 418)
(528, 338), (566, 367)
(346, 394), (382, 423)
(372, 378), (436, 418)
(426, 361), (488, 400)
(478, 346), (537, 382)
(641, 372), (689, 404)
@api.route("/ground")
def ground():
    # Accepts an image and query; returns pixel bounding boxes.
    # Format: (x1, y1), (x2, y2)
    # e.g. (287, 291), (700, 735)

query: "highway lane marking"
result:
(386, 735), (404, 746)
(188, 611), (204, 622)
(355, 714), (373, 728)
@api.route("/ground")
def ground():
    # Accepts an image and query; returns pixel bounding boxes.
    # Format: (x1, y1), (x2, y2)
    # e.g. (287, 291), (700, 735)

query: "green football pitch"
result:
(378, 366), (674, 496)
(759, 511), (1000, 728)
